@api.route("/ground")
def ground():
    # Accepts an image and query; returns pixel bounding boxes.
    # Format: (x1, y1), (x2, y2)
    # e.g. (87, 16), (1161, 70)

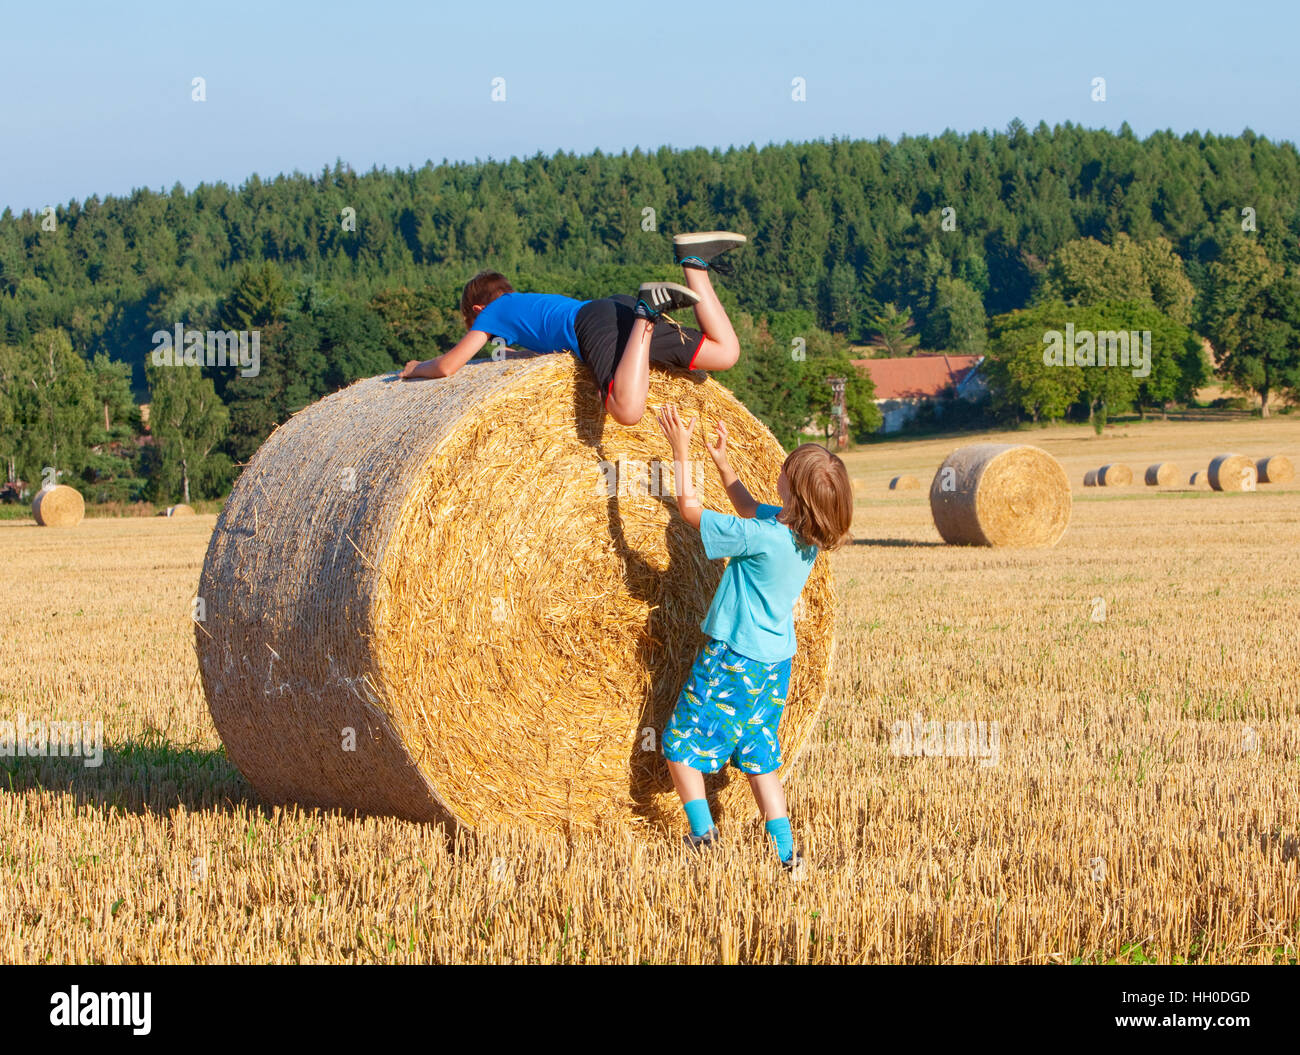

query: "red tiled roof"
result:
(851, 354), (982, 400)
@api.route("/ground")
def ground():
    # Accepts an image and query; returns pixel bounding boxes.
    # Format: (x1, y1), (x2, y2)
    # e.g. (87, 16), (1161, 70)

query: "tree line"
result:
(2, 121), (1299, 502)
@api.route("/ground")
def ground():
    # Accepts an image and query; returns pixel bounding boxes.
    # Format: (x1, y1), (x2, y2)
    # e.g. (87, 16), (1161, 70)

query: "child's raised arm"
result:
(655, 404), (704, 529)
(705, 420), (760, 518)
(400, 329), (490, 380)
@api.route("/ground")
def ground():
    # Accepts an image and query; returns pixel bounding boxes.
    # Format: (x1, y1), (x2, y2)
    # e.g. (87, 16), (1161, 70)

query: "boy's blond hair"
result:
(777, 444), (853, 551)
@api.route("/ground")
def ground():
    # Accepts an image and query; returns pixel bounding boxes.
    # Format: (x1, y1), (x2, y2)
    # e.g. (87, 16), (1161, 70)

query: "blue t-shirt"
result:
(697, 503), (818, 664)
(472, 292), (590, 358)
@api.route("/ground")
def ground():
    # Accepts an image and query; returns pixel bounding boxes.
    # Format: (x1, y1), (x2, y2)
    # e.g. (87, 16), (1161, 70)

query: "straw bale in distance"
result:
(31, 485), (84, 527)
(1208, 453), (1256, 492)
(1189, 470), (1207, 488)
(195, 356), (834, 834)
(1256, 455), (1294, 484)
(1083, 469), (1098, 487)
(1145, 462), (1178, 486)
(1097, 463), (1132, 486)
(928, 443), (1071, 547)
(161, 504), (196, 517)
(889, 474), (919, 491)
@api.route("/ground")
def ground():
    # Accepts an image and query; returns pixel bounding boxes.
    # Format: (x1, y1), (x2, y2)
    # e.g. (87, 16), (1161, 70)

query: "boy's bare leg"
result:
(746, 771), (787, 820)
(667, 758), (707, 805)
(605, 318), (653, 425)
(682, 267), (740, 371)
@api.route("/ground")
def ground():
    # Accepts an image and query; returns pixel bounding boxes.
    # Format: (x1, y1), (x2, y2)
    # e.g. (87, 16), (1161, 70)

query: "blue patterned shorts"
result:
(662, 639), (791, 775)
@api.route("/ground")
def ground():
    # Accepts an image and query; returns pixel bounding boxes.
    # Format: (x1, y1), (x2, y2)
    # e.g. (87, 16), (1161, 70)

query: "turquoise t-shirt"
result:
(697, 503), (818, 664)
(472, 292), (590, 357)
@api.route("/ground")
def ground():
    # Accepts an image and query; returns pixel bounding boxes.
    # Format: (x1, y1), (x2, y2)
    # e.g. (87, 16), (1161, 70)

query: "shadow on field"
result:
(851, 537), (945, 547)
(0, 740), (263, 817)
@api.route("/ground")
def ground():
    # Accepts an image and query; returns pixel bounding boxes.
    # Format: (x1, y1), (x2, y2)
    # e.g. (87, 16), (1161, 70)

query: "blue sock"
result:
(683, 798), (714, 837)
(765, 817), (793, 862)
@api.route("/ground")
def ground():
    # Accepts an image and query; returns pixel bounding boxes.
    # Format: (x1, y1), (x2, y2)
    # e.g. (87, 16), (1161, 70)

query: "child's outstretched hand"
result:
(705, 420), (732, 467)
(656, 404), (697, 454)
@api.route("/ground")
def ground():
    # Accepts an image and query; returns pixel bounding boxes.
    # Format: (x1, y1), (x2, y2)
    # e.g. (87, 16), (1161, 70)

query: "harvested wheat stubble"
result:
(164, 504), (196, 517)
(1256, 454), (1294, 484)
(1097, 463), (1132, 486)
(1145, 462), (1178, 486)
(196, 356), (834, 835)
(1083, 469), (1098, 487)
(31, 485), (84, 527)
(1208, 453), (1257, 492)
(889, 474), (919, 491)
(928, 443), (1071, 547)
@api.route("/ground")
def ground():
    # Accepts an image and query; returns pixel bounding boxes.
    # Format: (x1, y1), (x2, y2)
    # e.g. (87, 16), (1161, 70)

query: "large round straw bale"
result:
(1256, 455), (1294, 484)
(1097, 463), (1132, 486)
(928, 443), (1071, 547)
(1144, 462), (1178, 486)
(31, 485), (84, 527)
(165, 504), (196, 517)
(1083, 469), (1098, 487)
(195, 357), (835, 834)
(1208, 453), (1257, 492)
(889, 474), (919, 491)
(1189, 470), (1207, 488)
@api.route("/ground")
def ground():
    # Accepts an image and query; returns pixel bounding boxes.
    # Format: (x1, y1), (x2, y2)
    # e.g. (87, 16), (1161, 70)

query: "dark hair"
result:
(777, 444), (853, 551)
(460, 270), (515, 330)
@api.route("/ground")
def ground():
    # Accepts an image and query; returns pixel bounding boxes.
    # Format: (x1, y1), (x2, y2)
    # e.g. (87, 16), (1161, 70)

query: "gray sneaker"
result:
(780, 848), (807, 881)
(635, 281), (700, 321)
(673, 231), (747, 277)
(683, 826), (720, 852)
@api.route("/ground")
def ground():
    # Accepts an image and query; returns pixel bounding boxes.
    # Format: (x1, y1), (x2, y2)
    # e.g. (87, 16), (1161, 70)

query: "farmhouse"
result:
(852, 354), (986, 433)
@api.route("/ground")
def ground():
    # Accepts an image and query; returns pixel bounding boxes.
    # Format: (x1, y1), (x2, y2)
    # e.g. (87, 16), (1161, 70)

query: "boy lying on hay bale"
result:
(399, 232), (747, 425)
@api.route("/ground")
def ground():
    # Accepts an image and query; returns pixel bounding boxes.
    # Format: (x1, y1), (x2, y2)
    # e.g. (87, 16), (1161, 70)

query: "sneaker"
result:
(635, 281), (700, 321)
(674, 231), (747, 277)
(683, 826), (720, 852)
(780, 848), (807, 881)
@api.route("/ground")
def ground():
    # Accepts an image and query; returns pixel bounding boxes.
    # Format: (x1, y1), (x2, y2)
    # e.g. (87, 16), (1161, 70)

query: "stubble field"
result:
(2, 416), (1297, 964)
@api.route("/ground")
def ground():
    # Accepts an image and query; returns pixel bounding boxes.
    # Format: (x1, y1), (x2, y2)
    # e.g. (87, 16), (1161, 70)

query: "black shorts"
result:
(574, 294), (705, 402)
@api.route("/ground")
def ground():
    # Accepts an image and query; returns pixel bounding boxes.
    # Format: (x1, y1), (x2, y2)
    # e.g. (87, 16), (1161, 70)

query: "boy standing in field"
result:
(399, 232), (747, 425)
(655, 405), (852, 877)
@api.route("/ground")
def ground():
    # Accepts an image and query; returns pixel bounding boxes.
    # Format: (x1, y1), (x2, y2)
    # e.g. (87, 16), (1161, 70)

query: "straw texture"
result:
(195, 356), (834, 834)
(1145, 462), (1178, 486)
(31, 485), (84, 527)
(1208, 453), (1256, 492)
(1097, 463), (1133, 487)
(928, 443), (1071, 547)
(1256, 455), (1294, 484)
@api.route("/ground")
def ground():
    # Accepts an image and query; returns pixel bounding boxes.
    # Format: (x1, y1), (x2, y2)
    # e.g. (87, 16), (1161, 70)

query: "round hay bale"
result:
(889, 474), (919, 491)
(195, 357), (835, 834)
(165, 504), (196, 517)
(1256, 455), (1294, 484)
(928, 443), (1071, 547)
(31, 485), (84, 527)
(1189, 470), (1207, 488)
(1097, 463), (1132, 487)
(1144, 462), (1178, 486)
(1208, 453), (1257, 492)
(1083, 469), (1098, 487)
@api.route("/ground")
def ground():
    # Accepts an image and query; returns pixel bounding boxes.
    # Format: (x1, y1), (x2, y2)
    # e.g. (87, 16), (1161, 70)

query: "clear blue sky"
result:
(2, 0), (1296, 214)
